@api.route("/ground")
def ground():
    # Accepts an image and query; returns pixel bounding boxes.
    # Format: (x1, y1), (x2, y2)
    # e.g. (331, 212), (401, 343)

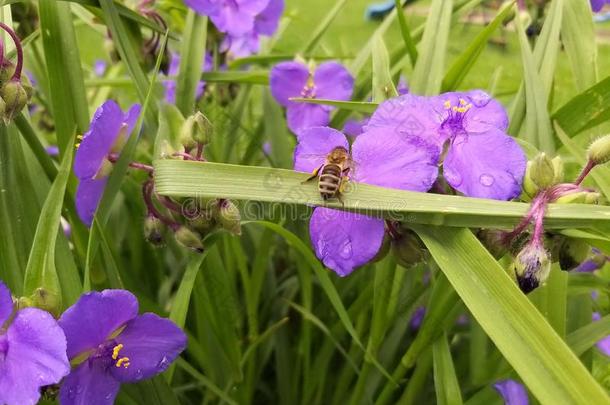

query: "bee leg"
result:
(301, 165), (322, 184)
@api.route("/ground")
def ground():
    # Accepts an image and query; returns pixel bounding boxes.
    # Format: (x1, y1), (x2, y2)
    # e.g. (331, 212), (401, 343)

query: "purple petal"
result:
(576, 259), (601, 273)
(254, 0), (284, 35)
(94, 60), (107, 77)
(409, 306), (426, 330)
(397, 77), (409, 95)
(293, 126), (349, 173)
(168, 52), (181, 76)
(591, 0), (605, 12)
(343, 117), (369, 137)
(164, 80), (177, 104)
(222, 32), (260, 59)
(287, 103), (330, 134)
(59, 360), (120, 405)
(75, 177), (108, 227)
(238, 0), (269, 15)
(124, 104), (141, 133)
(46, 145), (60, 157)
(0, 280), (12, 326)
(351, 129), (439, 191)
(74, 100), (124, 180)
(110, 313), (187, 382)
(0, 308), (69, 405)
(208, 0), (269, 36)
(183, 0), (220, 17)
(313, 62), (354, 102)
(310, 207), (385, 277)
(270, 61), (310, 107)
(493, 380), (529, 405)
(443, 129), (526, 200)
(366, 94), (445, 147)
(59, 289), (139, 360)
(463, 90), (509, 132)
(597, 335), (610, 356)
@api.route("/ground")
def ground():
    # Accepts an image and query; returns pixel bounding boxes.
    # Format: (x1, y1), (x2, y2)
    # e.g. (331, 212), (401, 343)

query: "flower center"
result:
(300, 75), (316, 99)
(91, 340), (130, 369)
(441, 98), (472, 135)
(111, 343), (130, 369)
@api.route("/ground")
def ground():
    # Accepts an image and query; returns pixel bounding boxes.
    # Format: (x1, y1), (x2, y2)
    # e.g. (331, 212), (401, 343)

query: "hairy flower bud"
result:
(144, 216), (165, 247)
(530, 153), (555, 189)
(0, 61), (15, 86)
(588, 135), (610, 165)
(558, 238), (590, 272)
(215, 199), (241, 236)
(174, 226), (204, 253)
(391, 231), (427, 269)
(1, 79), (29, 123)
(512, 243), (551, 294)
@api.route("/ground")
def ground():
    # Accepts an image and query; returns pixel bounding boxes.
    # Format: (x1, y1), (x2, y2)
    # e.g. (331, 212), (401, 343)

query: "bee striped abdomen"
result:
(319, 164), (342, 200)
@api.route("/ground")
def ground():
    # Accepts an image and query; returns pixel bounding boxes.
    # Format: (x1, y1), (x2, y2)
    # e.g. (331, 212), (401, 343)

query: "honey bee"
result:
(303, 146), (353, 202)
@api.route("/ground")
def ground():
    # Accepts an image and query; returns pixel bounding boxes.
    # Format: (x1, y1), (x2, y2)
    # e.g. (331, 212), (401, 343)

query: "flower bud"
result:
(174, 226), (204, 253)
(144, 216), (165, 247)
(551, 156), (564, 184)
(558, 238), (590, 272)
(30, 287), (61, 317)
(585, 191), (602, 205)
(530, 153), (555, 189)
(588, 135), (610, 165)
(1, 79), (29, 123)
(215, 199), (241, 236)
(512, 243), (551, 294)
(180, 112), (212, 150)
(188, 210), (217, 236)
(391, 231), (427, 269)
(0, 61), (15, 86)
(522, 161), (539, 198)
(477, 229), (509, 259)
(554, 191), (587, 204)
(20, 72), (33, 99)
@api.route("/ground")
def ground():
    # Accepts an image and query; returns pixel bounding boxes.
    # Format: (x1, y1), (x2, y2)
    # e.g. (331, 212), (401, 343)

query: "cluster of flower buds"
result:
(0, 22), (32, 124)
(382, 221), (428, 269)
(142, 111), (241, 252)
(502, 138), (610, 293)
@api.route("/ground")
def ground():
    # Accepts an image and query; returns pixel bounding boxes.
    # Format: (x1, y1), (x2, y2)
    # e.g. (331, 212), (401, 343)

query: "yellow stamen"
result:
(76, 134), (84, 140)
(75, 142), (81, 149)
(112, 343), (124, 360)
(459, 98), (467, 106)
(115, 357), (130, 368)
(444, 100), (451, 109)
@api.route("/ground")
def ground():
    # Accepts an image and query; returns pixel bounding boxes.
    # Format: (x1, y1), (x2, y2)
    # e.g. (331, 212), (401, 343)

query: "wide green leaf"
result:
(153, 161), (610, 231)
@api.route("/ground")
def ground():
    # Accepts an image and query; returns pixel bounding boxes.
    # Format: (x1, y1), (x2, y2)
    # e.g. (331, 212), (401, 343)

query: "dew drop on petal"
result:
(157, 356), (169, 370)
(479, 173), (495, 187)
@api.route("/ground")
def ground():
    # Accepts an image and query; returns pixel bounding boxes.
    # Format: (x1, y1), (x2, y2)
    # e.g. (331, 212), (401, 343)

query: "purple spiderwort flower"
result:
(271, 61), (354, 134)
(221, 32), (260, 59)
(46, 145), (60, 157)
(592, 312), (610, 356)
(343, 117), (369, 137)
(74, 100), (141, 227)
(493, 380), (529, 405)
(0, 281), (70, 405)
(94, 59), (107, 77)
(184, 0), (269, 36)
(575, 248), (608, 272)
(295, 126), (438, 276)
(591, 0), (610, 12)
(58, 289), (187, 405)
(164, 52), (211, 104)
(367, 91), (526, 200)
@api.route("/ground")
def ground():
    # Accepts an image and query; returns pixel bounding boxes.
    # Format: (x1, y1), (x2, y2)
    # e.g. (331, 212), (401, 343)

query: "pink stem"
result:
(0, 22), (23, 81)
(574, 160), (596, 186)
(107, 153), (154, 173)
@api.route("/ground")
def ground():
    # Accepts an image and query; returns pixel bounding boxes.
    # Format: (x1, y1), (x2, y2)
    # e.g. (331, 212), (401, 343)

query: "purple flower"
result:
(592, 312), (610, 356)
(0, 280), (69, 405)
(58, 289), (187, 405)
(270, 61), (354, 134)
(591, 0), (610, 12)
(254, 0), (283, 35)
(343, 116), (369, 138)
(94, 60), (107, 77)
(184, 0), (269, 36)
(164, 52), (211, 104)
(493, 380), (529, 405)
(409, 306), (426, 330)
(221, 32), (260, 59)
(575, 248), (608, 272)
(295, 126), (439, 276)
(46, 145), (60, 157)
(367, 91), (526, 200)
(74, 100), (141, 227)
